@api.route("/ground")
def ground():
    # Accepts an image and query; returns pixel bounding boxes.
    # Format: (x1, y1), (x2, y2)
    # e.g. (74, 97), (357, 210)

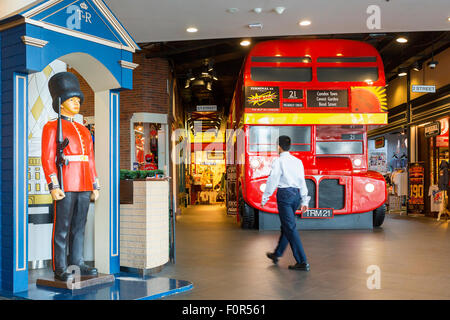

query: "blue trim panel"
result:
(12, 73), (28, 293)
(109, 90), (120, 274)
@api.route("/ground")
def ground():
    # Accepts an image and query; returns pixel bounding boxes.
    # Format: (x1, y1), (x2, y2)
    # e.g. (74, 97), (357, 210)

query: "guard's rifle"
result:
(56, 97), (70, 191)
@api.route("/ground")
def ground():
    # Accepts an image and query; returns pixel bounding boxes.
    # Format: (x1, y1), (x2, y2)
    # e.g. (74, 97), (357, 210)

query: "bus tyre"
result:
(238, 196), (255, 229)
(373, 204), (386, 227)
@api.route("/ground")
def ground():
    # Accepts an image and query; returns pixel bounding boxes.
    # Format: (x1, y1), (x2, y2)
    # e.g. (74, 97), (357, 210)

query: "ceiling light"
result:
(427, 60), (439, 69)
(187, 69), (195, 81)
(253, 8), (262, 14)
(240, 40), (251, 46)
(412, 61), (422, 72)
(274, 7), (286, 14)
(336, 53), (343, 56)
(396, 37), (408, 43)
(447, 17), (450, 21)
(227, 8), (239, 13)
(398, 67), (408, 77)
(186, 27), (198, 33)
(299, 20), (311, 26)
(248, 23), (263, 29)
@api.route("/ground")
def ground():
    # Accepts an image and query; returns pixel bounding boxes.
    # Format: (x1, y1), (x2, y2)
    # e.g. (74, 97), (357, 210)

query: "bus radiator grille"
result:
(318, 179), (345, 210)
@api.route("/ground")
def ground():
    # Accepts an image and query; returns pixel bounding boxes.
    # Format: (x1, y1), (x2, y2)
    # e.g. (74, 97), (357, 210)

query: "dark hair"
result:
(278, 135), (291, 151)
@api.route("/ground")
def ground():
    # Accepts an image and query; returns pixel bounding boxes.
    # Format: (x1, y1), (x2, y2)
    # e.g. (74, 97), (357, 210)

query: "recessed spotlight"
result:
(412, 61), (422, 71)
(186, 27), (198, 33)
(227, 8), (239, 13)
(240, 40), (251, 47)
(274, 7), (286, 15)
(336, 53), (343, 56)
(396, 37), (408, 43)
(398, 67), (408, 77)
(447, 17), (450, 22)
(248, 23), (263, 29)
(253, 8), (262, 14)
(299, 20), (311, 26)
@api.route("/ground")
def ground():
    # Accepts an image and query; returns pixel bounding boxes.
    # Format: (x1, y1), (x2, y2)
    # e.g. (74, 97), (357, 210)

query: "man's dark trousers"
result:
(274, 187), (308, 264)
(52, 191), (91, 271)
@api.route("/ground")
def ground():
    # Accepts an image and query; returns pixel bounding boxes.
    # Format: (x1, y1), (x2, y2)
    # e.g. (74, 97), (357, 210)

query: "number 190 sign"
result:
(409, 163), (425, 205)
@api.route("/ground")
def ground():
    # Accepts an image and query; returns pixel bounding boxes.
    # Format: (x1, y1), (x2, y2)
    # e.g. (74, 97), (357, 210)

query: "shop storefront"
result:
(368, 131), (408, 213)
(369, 84), (450, 217)
(185, 125), (226, 206)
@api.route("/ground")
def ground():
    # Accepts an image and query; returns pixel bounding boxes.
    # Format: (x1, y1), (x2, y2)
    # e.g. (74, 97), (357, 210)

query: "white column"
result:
(94, 90), (111, 274)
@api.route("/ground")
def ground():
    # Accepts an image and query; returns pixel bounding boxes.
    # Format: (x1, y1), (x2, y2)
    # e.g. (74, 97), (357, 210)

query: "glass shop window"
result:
(134, 122), (161, 170)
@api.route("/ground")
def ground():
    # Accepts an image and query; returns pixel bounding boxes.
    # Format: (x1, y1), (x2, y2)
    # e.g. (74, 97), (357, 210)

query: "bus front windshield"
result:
(316, 125), (365, 155)
(249, 126), (311, 152)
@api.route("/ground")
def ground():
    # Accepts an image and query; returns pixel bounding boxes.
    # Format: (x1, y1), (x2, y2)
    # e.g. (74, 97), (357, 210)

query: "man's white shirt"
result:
(261, 152), (310, 207)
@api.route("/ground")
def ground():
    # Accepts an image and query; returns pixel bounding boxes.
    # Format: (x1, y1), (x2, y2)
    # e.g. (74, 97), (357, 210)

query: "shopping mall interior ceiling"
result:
(144, 31), (450, 117)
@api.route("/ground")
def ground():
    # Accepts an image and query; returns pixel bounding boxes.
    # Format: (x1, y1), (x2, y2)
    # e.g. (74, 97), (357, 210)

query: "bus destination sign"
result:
(245, 86), (280, 109)
(307, 90), (348, 108)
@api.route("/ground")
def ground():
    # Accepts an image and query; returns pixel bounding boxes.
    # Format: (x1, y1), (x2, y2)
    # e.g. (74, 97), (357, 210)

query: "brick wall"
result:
(68, 67), (94, 118)
(120, 53), (171, 169)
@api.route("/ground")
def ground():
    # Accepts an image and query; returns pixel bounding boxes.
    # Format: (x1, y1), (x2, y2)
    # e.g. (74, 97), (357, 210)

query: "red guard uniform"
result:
(41, 116), (100, 192)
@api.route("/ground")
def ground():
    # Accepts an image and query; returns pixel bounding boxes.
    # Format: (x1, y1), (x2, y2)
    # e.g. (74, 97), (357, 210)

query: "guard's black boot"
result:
(54, 269), (74, 282)
(78, 263), (98, 276)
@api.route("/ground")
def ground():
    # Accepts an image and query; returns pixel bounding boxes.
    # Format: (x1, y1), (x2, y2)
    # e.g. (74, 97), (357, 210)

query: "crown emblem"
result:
(80, 2), (88, 10)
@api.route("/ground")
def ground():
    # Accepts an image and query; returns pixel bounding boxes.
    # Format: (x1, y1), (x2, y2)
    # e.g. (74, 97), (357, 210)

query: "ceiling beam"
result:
(143, 39), (233, 59)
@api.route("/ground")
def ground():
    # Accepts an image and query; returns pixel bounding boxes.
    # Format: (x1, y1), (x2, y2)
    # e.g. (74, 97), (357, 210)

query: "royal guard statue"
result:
(144, 153), (157, 171)
(41, 72), (100, 281)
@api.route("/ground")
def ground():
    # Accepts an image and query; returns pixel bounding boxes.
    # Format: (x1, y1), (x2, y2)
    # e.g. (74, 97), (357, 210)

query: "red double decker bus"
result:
(227, 39), (388, 229)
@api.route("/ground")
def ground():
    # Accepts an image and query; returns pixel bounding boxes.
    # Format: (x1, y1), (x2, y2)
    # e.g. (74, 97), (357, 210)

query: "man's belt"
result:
(65, 155), (89, 162)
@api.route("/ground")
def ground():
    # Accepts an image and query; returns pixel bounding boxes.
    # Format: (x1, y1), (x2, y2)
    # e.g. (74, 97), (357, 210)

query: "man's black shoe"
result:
(79, 264), (98, 276)
(54, 269), (74, 282)
(288, 262), (310, 271)
(266, 252), (279, 264)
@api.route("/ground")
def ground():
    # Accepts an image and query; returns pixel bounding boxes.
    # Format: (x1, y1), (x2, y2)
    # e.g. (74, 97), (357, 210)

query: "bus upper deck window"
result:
(251, 67), (312, 82)
(317, 67), (379, 82)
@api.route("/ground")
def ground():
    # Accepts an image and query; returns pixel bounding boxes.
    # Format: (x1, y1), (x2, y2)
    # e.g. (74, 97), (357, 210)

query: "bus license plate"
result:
(302, 209), (333, 218)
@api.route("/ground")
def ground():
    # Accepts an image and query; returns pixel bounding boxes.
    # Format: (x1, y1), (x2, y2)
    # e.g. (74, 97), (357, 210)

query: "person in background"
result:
(261, 135), (311, 271)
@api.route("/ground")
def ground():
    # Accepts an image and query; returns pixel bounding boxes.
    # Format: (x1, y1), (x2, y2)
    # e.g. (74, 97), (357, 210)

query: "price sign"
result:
(408, 162), (425, 205)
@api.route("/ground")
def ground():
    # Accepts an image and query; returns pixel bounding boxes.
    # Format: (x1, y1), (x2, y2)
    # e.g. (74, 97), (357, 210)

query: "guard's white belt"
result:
(66, 155), (89, 162)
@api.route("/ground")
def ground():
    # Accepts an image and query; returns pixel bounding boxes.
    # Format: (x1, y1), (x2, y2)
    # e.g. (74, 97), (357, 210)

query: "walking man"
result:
(261, 135), (311, 271)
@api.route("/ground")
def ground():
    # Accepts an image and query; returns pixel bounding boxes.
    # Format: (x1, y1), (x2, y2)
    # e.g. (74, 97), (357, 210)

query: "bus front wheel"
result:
(373, 204), (386, 227)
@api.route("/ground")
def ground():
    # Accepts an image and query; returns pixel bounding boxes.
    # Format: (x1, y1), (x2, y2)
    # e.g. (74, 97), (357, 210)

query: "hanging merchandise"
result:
(428, 184), (443, 212)
(392, 169), (408, 196)
(438, 160), (449, 191)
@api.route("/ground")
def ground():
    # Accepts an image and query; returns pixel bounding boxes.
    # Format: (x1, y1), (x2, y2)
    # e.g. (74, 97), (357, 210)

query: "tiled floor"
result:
(157, 205), (450, 300)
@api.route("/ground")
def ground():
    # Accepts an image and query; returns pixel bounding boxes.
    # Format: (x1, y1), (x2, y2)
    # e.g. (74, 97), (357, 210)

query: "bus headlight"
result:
(260, 183), (267, 193)
(250, 158), (261, 169)
(365, 183), (375, 193)
(354, 159), (362, 166)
